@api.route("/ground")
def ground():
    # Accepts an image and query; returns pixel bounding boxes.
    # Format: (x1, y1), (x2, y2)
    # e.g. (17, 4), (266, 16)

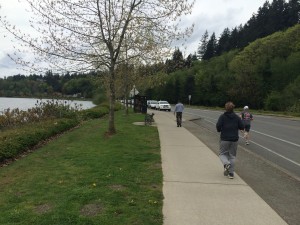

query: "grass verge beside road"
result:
(0, 111), (163, 225)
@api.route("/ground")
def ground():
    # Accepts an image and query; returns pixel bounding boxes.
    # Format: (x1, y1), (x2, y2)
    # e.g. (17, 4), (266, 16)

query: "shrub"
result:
(287, 101), (300, 114)
(92, 92), (107, 105)
(0, 118), (79, 162)
(79, 102), (122, 120)
(0, 100), (122, 163)
(264, 91), (284, 111)
(0, 99), (82, 130)
(79, 105), (109, 120)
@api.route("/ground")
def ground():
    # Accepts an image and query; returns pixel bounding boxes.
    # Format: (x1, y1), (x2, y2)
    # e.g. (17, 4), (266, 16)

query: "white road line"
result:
(248, 139), (300, 167)
(185, 111), (300, 167)
(252, 130), (300, 148)
(185, 111), (300, 148)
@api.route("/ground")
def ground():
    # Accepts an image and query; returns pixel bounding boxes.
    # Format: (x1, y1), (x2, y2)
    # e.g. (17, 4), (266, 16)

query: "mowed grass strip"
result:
(0, 111), (163, 225)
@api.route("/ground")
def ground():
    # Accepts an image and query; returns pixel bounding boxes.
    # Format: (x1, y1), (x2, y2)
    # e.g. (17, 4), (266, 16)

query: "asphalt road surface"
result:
(174, 107), (300, 225)
(182, 108), (300, 180)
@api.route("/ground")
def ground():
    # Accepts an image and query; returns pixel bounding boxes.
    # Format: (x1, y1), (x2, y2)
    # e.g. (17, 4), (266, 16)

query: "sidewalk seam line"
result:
(164, 180), (248, 186)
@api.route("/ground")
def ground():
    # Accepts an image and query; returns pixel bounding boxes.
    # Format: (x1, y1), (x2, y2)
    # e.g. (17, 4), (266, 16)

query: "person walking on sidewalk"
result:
(240, 106), (253, 145)
(174, 100), (184, 127)
(216, 101), (244, 179)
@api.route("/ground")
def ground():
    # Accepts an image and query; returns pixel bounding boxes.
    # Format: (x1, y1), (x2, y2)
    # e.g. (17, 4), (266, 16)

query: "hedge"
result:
(0, 118), (80, 162)
(0, 103), (122, 163)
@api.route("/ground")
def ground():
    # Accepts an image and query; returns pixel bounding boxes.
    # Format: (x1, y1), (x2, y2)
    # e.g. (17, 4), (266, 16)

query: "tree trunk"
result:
(108, 67), (116, 135)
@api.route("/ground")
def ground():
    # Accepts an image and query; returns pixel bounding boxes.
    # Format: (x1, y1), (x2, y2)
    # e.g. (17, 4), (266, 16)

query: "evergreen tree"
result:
(269, 0), (288, 32)
(216, 28), (231, 55)
(191, 52), (198, 61)
(185, 54), (193, 68)
(203, 33), (217, 60)
(255, 2), (271, 37)
(197, 30), (209, 60)
(229, 27), (240, 49)
(205, 0), (300, 54)
(172, 48), (185, 70)
(165, 59), (174, 74)
(286, 0), (300, 26)
(165, 48), (185, 73)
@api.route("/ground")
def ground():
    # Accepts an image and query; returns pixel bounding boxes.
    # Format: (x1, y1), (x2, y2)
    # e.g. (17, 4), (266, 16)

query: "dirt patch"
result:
(34, 204), (52, 214)
(80, 203), (103, 217)
(150, 184), (160, 189)
(133, 122), (156, 126)
(14, 191), (26, 197)
(104, 131), (115, 138)
(150, 163), (161, 169)
(143, 183), (161, 191)
(109, 184), (126, 191)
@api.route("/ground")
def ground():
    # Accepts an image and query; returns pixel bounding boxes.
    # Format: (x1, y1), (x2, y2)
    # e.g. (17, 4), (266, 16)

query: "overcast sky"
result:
(0, 0), (270, 78)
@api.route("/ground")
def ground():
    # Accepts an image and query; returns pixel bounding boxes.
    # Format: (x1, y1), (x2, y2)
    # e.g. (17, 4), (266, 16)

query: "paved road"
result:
(168, 107), (300, 225)
(154, 110), (289, 225)
(181, 107), (300, 180)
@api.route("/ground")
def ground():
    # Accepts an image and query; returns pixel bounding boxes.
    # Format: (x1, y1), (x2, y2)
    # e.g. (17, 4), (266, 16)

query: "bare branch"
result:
(0, 0), (195, 133)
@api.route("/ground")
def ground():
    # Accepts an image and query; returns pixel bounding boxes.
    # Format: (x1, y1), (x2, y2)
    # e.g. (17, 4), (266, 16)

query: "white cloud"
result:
(0, 0), (34, 77)
(179, 0), (268, 57)
(0, 0), (269, 77)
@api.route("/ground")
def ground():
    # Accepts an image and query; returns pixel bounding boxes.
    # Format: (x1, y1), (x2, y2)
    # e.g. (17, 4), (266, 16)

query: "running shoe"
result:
(223, 164), (231, 176)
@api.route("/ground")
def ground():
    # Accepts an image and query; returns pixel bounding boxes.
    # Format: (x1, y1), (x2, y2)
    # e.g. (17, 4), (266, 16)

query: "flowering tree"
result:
(0, 0), (195, 134)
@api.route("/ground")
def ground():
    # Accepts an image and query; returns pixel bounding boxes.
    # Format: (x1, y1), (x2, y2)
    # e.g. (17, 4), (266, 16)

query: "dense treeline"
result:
(198, 0), (300, 60)
(0, 71), (99, 99)
(147, 24), (300, 113)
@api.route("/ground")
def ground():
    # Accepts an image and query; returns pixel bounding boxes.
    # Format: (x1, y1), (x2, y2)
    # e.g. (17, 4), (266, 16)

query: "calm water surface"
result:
(0, 97), (95, 113)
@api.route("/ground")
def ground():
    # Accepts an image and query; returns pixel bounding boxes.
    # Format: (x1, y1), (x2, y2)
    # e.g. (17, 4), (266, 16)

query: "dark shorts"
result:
(244, 124), (251, 132)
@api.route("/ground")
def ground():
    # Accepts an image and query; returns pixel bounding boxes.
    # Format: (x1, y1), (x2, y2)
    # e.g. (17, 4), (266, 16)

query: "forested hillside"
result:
(0, 71), (99, 99)
(148, 24), (300, 113)
(198, 0), (300, 60)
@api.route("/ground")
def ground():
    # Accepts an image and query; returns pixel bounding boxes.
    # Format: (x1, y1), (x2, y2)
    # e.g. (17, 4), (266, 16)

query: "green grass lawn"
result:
(0, 111), (163, 225)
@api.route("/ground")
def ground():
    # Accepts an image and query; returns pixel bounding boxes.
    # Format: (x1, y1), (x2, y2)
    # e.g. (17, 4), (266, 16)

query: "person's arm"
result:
(216, 116), (223, 132)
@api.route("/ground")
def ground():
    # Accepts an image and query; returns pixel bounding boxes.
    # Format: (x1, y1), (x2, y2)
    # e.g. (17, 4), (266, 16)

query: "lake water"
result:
(0, 97), (95, 114)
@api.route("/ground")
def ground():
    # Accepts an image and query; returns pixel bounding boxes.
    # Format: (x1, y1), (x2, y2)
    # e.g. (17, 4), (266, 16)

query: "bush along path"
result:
(0, 103), (114, 164)
(0, 111), (163, 225)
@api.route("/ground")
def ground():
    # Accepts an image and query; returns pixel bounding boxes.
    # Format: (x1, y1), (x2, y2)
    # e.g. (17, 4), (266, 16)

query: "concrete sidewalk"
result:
(153, 110), (288, 225)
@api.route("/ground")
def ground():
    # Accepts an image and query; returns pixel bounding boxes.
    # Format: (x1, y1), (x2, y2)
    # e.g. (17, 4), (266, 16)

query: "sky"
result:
(0, 0), (270, 78)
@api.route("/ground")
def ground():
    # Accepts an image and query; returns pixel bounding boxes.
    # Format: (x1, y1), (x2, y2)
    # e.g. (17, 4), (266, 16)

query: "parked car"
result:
(155, 100), (171, 111)
(147, 100), (154, 108)
(148, 100), (158, 109)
